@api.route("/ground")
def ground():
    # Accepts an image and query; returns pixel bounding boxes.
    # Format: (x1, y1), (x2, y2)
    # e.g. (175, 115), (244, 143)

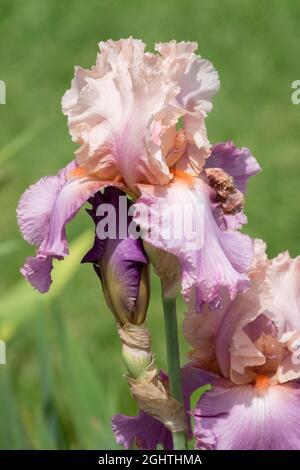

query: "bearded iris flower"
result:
(183, 240), (300, 449)
(17, 39), (258, 308)
(113, 241), (300, 450)
(16, 38), (266, 451)
(135, 140), (260, 307)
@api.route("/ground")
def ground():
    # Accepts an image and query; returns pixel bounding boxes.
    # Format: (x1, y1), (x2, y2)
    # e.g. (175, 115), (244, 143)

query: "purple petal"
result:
(212, 206), (248, 231)
(205, 141), (261, 194)
(20, 254), (55, 293)
(181, 365), (218, 438)
(112, 367), (216, 450)
(204, 141), (260, 232)
(112, 411), (173, 450)
(134, 177), (253, 308)
(17, 176), (62, 247)
(194, 379), (300, 450)
(17, 161), (104, 293)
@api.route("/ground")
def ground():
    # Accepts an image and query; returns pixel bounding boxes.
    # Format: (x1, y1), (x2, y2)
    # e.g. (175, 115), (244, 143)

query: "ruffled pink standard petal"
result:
(262, 252), (300, 382)
(156, 41), (220, 174)
(214, 282), (266, 384)
(62, 39), (181, 188)
(213, 248), (300, 385)
(263, 252), (300, 339)
(183, 292), (231, 372)
(62, 39), (220, 188)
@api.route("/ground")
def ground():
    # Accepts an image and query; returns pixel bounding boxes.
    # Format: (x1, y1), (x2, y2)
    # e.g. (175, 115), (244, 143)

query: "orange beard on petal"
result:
(171, 169), (195, 187)
(68, 166), (90, 179)
(68, 166), (125, 184)
(254, 374), (270, 391)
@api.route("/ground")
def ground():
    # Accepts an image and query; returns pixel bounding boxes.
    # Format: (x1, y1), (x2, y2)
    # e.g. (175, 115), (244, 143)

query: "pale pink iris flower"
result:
(17, 39), (259, 305)
(113, 241), (300, 450)
(183, 240), (300, 449)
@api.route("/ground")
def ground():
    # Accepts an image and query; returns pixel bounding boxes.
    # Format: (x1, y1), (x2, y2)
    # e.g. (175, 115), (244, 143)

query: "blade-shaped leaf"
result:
(0, 230), (93, 340)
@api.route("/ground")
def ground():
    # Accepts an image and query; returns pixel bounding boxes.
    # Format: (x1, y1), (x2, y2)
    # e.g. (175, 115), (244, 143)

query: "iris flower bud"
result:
(82, 187), (150, 325)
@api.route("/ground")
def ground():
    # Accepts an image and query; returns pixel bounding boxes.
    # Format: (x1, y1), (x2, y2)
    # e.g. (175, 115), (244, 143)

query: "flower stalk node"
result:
(118, 322), (187, 434)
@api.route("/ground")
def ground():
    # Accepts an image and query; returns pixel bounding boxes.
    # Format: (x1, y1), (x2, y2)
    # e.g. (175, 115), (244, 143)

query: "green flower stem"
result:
(162, 296), (187, 450)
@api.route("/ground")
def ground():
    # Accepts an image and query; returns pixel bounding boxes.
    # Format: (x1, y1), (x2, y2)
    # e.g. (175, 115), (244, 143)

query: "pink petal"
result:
(20, 255), (54, 293)
(263, 252), (300, 340)
(194, 379), (300, 450)
(262, 252), (300, 382)
(62, 39), (219, 188)
(17, 162), (106, 292)
(182, 240), (272, 383)
(215, 284), (267, 384)
(183, 294), (231, 372)
(157, 41), (220, 175)
(133, 176), (252, 307)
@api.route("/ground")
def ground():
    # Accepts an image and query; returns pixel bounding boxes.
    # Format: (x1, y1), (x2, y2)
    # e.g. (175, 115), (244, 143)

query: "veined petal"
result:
(183, 239), (271, 382)
(261, 252), (300, 382)
(263, 252), (300, 341)
(112, 412), (173, 450)
(215, 282), (266, 384)
(194, 379), (300, 450)
(206, 141), (261, 193)
(157, 41), (220, 175)
(156, 40), (219, 115)
(216, 249), (300, 385)
(17, 162), (110, 293)
(210, 277), (300, 386)
(62, 38), (181, 188)
(62, 38), (219, 188)
(17, 161), (76, 247)
(183, 292), (231, 373)
(133, 176), (252, 306)
(20, 254), (54, 294)
(203, 141), (260, 233)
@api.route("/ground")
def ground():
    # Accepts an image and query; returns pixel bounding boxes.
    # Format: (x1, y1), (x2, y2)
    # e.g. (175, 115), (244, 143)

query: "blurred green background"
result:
(0, 0), (299, 449)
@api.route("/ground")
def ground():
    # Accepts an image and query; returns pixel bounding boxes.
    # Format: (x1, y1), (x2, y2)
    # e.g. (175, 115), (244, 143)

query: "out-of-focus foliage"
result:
(0, 0), (299, 449)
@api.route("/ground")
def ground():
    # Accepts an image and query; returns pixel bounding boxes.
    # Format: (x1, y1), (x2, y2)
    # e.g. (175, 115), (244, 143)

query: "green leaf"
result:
(190, 384), (211, 412)
(0, 120), (49, 166)
(34, 310), (65, 449)
(0, 230), (93, 340)
(0, 368), (26, 449)
(0, 240), (20, 257)
(55, 308), (118, 449)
